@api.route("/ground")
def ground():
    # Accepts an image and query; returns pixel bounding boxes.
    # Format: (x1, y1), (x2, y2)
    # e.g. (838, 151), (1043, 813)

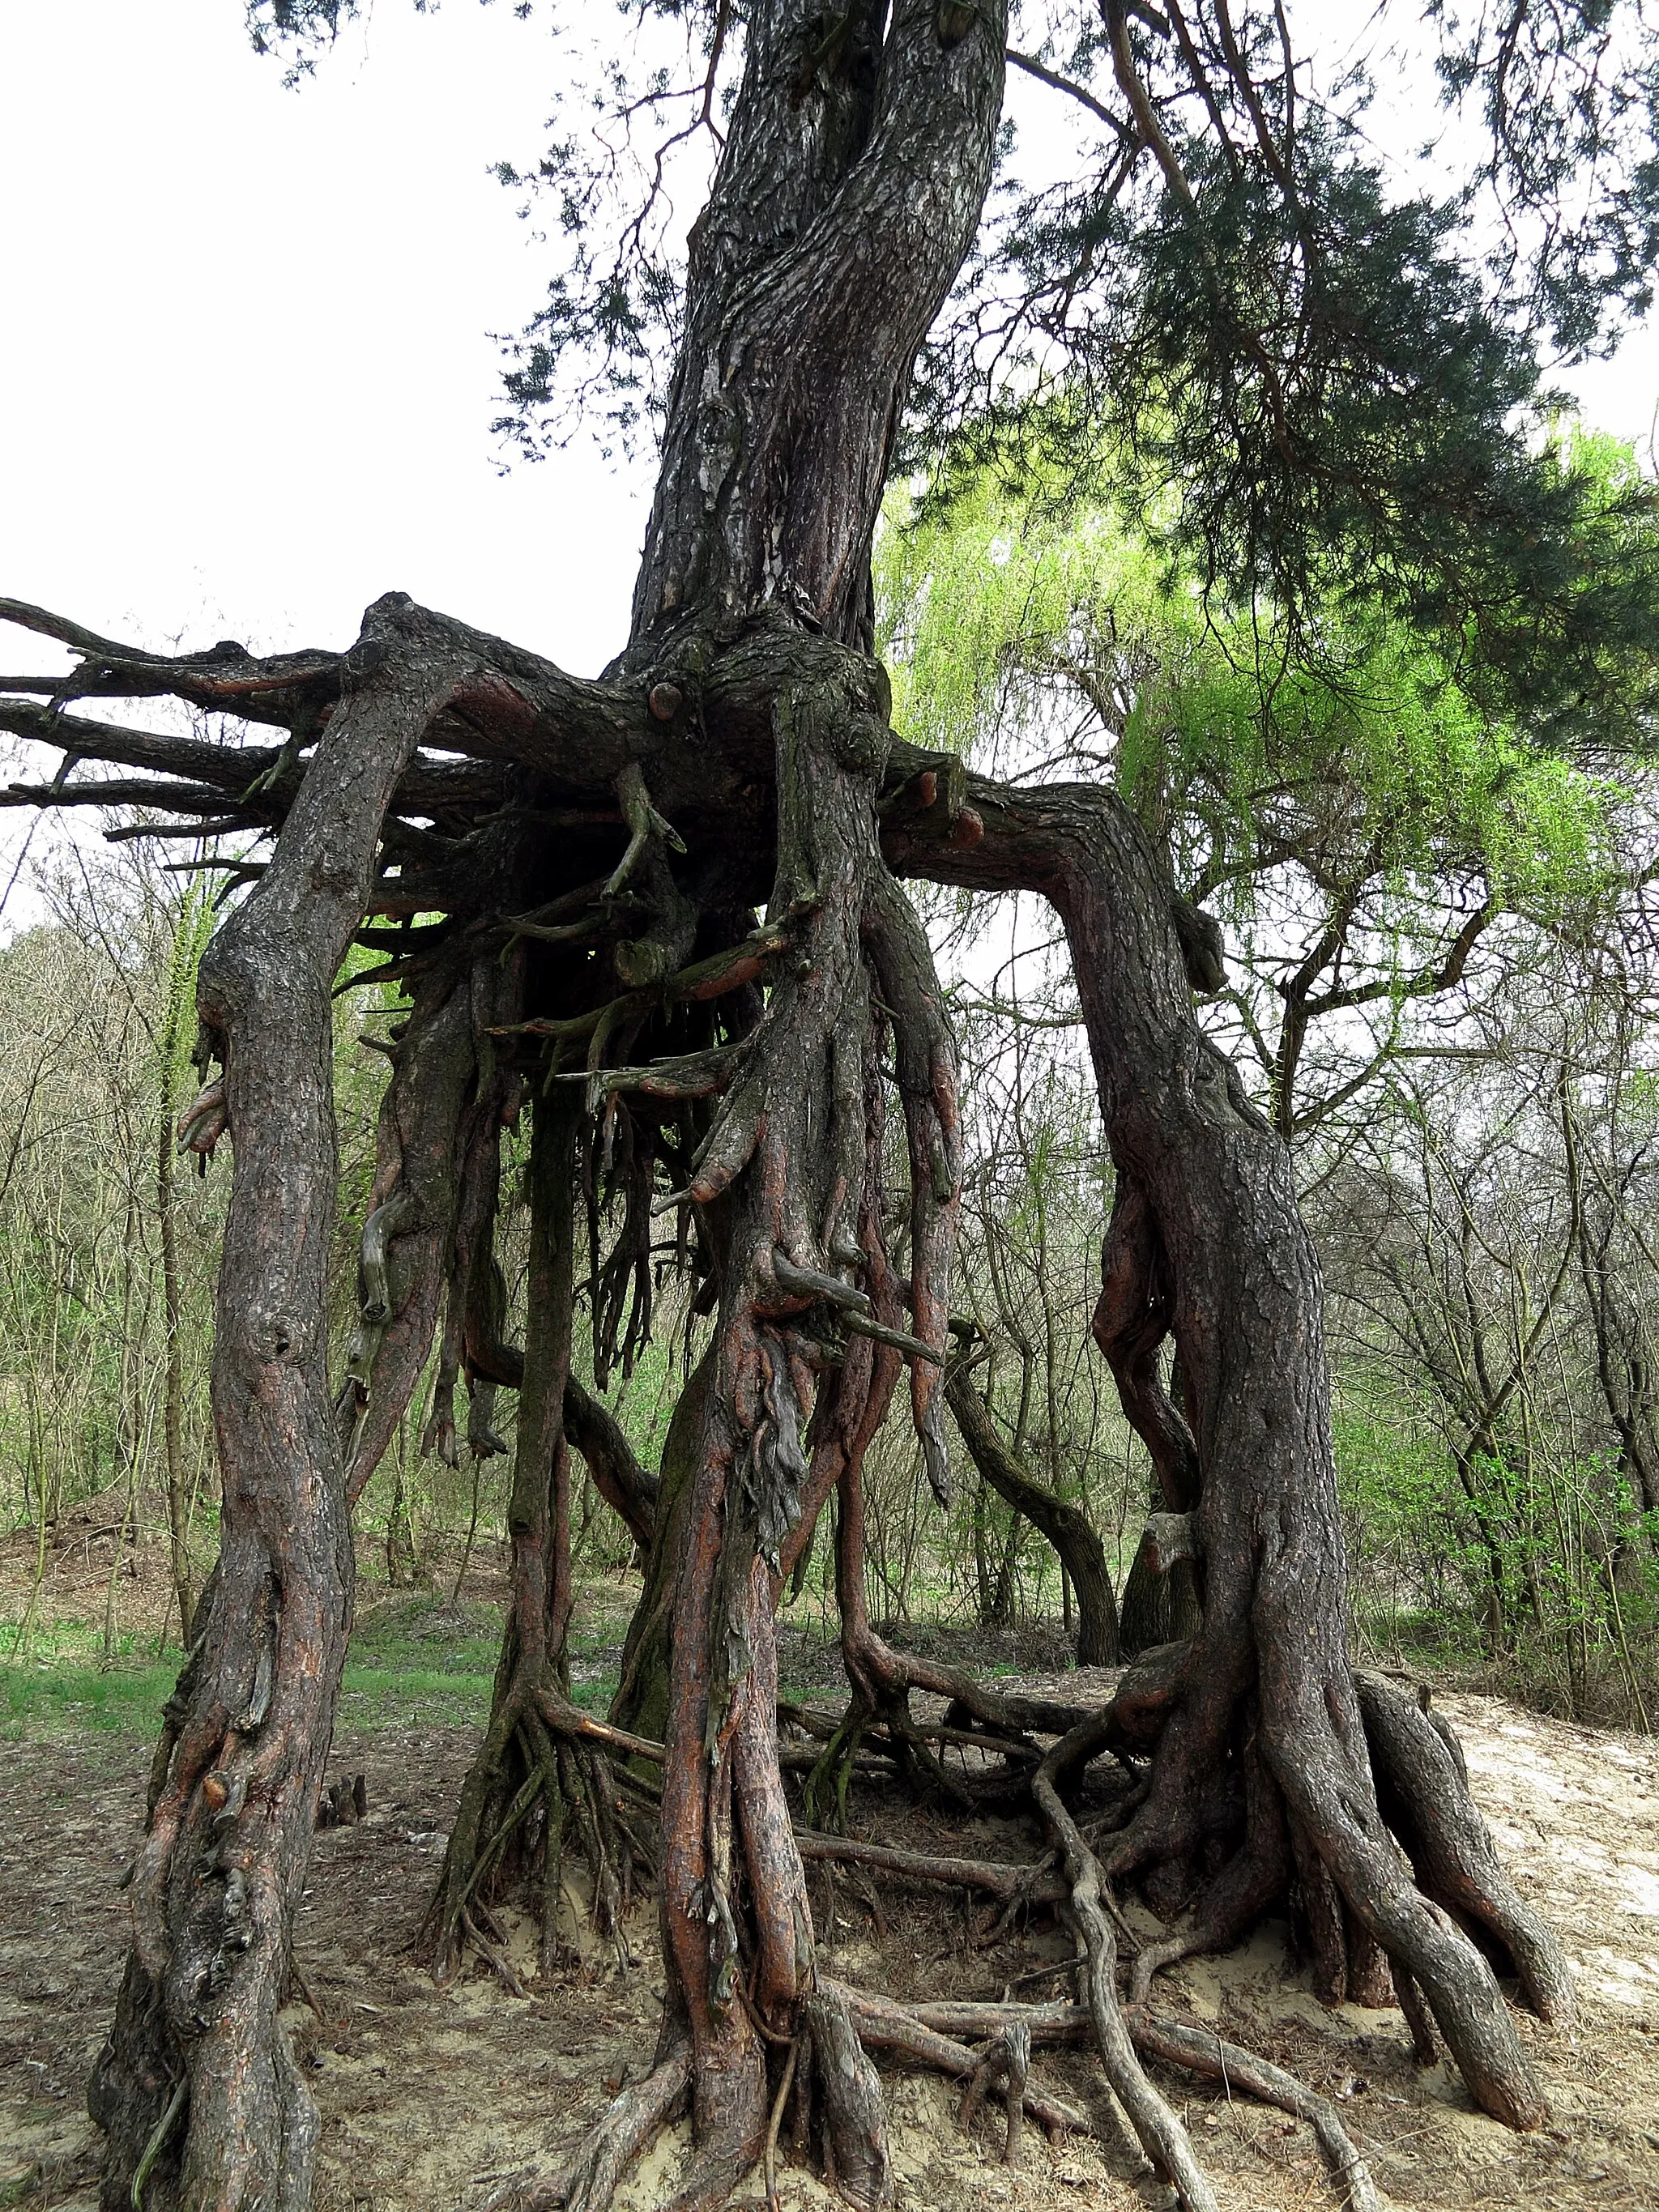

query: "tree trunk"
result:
(1117, 1471), (1204, 1658)
(572, 8), (1008, 2196)
(945, 1363), (1119, 1664)
(90, 599), (474, 2210)
(156, 889), (207, 1651)
(885, 769), (1571, 2126)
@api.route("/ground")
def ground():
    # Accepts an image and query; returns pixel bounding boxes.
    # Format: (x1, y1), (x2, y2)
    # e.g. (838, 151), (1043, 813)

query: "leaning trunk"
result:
(886, 772), (1570, 2127)
(91, 605), (470, 2209)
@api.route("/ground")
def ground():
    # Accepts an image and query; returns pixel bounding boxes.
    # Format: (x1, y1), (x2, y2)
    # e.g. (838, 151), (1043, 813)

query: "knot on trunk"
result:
(1142, 1511), (1201, 1578)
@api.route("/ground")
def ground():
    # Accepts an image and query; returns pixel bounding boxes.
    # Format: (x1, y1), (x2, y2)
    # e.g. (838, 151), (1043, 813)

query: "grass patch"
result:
(1, 1584), (636, 1743)
(1, 1651), (180, 1741)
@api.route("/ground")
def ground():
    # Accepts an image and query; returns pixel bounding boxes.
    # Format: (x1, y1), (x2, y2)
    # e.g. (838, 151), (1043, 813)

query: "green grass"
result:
(339, 1590), (502, 1728)
(2, 1647), (180, 1741)
(1, 1588), (626, 1742)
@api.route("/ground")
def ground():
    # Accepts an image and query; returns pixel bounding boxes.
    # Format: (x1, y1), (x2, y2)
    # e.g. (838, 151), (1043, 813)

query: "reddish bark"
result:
(0, 2), (1567, 2203)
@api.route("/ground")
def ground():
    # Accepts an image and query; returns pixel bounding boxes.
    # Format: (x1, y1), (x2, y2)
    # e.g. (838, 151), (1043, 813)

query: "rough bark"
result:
(600, 6), (1009, 2195)
(87, 597), (474, 2212)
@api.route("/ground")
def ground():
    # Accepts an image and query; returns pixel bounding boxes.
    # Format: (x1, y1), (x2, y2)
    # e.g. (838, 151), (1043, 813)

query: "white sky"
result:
(0, 0), (656, 675)
(1, 0), (1655, 914)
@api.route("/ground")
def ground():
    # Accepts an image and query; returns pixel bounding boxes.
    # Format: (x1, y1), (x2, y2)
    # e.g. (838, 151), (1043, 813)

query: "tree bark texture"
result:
(88, 598), (478, 2211)
(0, 0), (1564, 2201)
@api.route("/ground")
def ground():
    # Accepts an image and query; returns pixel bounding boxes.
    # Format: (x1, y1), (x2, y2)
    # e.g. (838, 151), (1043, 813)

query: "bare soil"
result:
(3, 1544), (1658, 2209)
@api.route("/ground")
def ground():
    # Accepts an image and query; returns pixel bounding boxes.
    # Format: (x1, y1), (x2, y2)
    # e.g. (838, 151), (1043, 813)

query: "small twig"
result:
(131, 2073), (188, 2212)
(763, 2037), (800, 2212)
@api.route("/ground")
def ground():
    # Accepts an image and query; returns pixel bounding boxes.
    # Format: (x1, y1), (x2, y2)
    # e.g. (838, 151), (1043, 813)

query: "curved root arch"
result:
(885, 767), (1573, 2134)
(9, 585), (1572, 2212)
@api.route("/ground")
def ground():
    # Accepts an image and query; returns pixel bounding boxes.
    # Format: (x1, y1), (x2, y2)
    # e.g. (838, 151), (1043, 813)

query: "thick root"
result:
(1031, 1723), (1219, 2212)
(1076, 1630), (1559, 2133)
(1356, 1673), (1574, 2022)
(804, 1984), (893, 2211)
(794, 1828), (1065, 1908)
(507, 2036), (691, 2212)
(1269, 1708), (1550, 2132)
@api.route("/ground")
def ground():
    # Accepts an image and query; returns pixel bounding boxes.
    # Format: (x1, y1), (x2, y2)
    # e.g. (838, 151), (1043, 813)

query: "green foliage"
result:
(916, 11), (1659, 714)
(0, 1589), (631, 1744)
(877, 452), (1636, 927)
(241, 2), (1659, 680)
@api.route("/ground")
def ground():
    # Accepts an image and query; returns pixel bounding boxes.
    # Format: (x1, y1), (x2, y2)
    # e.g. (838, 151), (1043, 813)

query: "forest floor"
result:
(2, 1512), (1659, 2211)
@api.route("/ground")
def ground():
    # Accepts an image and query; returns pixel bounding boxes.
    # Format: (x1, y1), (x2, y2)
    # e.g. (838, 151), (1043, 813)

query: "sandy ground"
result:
(2, 1664), (1658, 2212)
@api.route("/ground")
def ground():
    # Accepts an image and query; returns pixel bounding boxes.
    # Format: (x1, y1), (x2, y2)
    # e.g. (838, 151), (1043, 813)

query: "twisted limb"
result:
(81, 595), (478, 2212)
(885, 761), (1572, 2137)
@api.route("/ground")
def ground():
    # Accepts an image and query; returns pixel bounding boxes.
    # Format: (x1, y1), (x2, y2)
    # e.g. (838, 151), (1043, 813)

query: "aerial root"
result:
(425, 1683), (657, 1986)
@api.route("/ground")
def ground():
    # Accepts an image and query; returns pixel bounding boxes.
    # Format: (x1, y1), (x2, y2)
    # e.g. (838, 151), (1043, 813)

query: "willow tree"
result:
(6, 3), (1659, 2210)
(878, 437), (1655, 1144)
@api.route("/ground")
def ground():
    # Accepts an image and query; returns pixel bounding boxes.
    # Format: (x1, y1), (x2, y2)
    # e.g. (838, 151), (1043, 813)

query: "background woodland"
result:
(6, 458), (1656, 1731)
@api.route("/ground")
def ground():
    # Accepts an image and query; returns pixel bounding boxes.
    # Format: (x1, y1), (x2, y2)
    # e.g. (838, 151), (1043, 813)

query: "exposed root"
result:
(1031, 1721), (1220, 2212)
(1392, 1962), (1439, 2064)
(825, 1980), (1091, 2137)
(762, 2037), (799, 2212)
(957, 2019), (1030, 2166)
(486, 1617), (1557, 2212)
(507, 2035), (691, 2212)
(895, 1993), (1382, 2212)
(1124, 2009), (1383, 2212)
(793, 1829), (1065, 1907)
(805, 1984), (893, 2211)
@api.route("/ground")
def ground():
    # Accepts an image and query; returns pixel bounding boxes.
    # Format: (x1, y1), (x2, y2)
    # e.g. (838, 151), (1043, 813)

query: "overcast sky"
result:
(1, 0), (657, 676)
(2, 2), (1656, 914)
